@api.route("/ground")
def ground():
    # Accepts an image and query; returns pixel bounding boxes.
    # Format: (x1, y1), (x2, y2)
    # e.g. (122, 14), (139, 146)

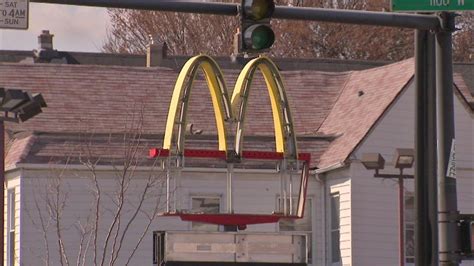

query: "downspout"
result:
(313, 161), (346, 265)
(315, 170), (327, 265)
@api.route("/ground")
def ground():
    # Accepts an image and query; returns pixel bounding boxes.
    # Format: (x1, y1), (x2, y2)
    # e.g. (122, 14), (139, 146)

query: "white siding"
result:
(18, 166), (322, 265)
(20, 168), (170, 266)
(4, 172), (21, 266)
(312, 177), (325, 266)
(352, 82), (473, 266)
(325, 168), (352, 266)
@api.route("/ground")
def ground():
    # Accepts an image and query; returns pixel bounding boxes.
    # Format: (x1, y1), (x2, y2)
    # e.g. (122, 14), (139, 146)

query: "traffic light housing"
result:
(459, 219), (474, 256)
(239, 0), (275, 53)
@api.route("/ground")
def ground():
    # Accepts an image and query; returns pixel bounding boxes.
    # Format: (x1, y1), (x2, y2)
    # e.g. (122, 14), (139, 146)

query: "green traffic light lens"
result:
(251, 25), (275, 50)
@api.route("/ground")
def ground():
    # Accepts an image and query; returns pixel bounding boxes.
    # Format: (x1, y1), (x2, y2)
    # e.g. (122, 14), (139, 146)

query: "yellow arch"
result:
(163, 55), (232, 154)
(231, 56), (298, 160)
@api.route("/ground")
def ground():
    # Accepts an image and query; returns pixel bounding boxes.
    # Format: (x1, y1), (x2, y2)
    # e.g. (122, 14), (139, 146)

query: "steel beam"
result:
(30, 0), (440, 30)
(272, 6), (439, 30)
(31, 0), (238, 14)
(436, 12), (459, 266)
(415, 29), (438, 266)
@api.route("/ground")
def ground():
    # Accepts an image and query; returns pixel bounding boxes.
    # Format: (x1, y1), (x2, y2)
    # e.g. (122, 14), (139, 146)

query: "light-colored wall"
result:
(454, 93), (474, 216)
(312, 174), (325, 266)
(4, 171), (21, 266)
(322, 168), (352, 266)
(20, 167), (169, 266)
(17, 166), (322, 265)
(351, 82), (473, 266)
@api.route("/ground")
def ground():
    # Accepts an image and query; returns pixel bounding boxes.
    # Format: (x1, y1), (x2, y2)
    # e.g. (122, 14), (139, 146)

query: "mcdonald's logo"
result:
(161, 54), (300, 162)
(231, 56), (297, 161)
(162, 55), (233, 156)
(150, 54), (311, 224)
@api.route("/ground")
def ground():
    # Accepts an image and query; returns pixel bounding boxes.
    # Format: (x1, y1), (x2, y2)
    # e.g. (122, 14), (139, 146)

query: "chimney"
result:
(146, 35), (167, 67)
(38, 30), (54, 50)
(34, 30), (60, 63)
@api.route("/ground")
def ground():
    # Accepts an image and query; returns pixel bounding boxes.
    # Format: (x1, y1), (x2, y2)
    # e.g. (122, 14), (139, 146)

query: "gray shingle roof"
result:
(1, 59), (471, 170)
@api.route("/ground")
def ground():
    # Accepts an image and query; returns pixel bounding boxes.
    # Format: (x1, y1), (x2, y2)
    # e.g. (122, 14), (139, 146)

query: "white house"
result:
(0, 54), (472, 266)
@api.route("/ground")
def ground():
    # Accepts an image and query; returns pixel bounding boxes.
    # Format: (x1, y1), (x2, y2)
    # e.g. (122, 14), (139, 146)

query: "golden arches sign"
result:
(163, 55), (233, 154)
(231, 56), (297, 161)
(163, 55), (297, 161)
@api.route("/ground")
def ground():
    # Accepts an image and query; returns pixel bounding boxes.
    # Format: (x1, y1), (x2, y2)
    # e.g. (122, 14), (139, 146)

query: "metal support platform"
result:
(153, 231), (308, 265)
(150, 148), (311, 229)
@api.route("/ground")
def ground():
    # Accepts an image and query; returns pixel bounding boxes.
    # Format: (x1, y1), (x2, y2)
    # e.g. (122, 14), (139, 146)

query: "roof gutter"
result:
(311, 161), (347, 175)
(12, 163), (280, 174)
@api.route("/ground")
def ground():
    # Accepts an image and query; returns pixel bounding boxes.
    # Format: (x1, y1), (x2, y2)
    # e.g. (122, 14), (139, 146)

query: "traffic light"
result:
(239, 0), (275, 53)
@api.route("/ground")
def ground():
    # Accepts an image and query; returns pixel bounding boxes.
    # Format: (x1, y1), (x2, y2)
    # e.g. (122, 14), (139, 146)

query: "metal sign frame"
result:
(152, 55), (311, 229)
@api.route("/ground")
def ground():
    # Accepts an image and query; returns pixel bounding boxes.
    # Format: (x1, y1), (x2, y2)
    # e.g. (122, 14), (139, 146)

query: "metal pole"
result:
(226, 163), (234, 214)
(289, 171), (293, 215)
(436, 12), (459, 266)
(427, 30), (440, 266)
(415, 29), (438, 266)
(32, 0), (239, 14)
(175, 157), (182, 211)
(30, 0), (440, 30)
(272, 6), (439, 29)
(166, 158), (171, 213)
(0, 121), (4, 266)
(399, 173), (405, 266)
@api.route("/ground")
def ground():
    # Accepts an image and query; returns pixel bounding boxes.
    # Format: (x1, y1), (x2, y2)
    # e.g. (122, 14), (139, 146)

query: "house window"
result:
(279, 198), (312, 264)
(330, 193), (341, 264)
(7, 189), (15, 266)
(191, 196), (220, 231)
(405, 194), (415, 264)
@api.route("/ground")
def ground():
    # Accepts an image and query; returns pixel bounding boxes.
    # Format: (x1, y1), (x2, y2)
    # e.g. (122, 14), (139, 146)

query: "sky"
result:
(0, 3), (110, 52)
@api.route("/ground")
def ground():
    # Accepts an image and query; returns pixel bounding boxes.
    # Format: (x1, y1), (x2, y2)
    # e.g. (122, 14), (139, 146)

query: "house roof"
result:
(0, 62), (348, 135)
(0, 62), (344, 169)
(316, 59), (414, 169)
(316, 60), (474, 170)
(5, 133), (331, 170)
(0, 49), (389, 71)
(454, 72), (474, 110)
(1, 59), (472, 171)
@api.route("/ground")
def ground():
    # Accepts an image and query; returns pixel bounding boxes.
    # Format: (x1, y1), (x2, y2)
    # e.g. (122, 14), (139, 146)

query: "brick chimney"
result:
(38, 30), (54, 50)
(146, 35), (168, 67)
(34, 30), (60, 63)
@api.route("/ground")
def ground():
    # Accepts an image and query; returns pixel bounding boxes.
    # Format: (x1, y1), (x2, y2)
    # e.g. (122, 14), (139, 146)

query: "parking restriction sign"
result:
(0, 0), (28, 29)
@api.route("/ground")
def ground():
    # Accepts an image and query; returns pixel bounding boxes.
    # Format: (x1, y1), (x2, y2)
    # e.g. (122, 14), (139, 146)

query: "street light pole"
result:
(398, 172), (405, 266)
(361, 150), (415, 266)
(436, 12), (459, 266)
(415, 28), (438, 266)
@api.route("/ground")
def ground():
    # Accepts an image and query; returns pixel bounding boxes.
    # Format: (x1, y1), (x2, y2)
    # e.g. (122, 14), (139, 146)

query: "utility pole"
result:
(415, 29), (438, 266)
(436, 12), (459, 266)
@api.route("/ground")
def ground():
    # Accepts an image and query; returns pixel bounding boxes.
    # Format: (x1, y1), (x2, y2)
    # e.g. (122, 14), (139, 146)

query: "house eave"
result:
(13, 163), (281, 174)
(312, 161), (347, 174)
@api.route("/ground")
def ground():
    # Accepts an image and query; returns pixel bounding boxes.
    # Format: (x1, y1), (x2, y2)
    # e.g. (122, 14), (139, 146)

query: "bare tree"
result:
(103, 0), (473, 61)
(25, 108), (166, 266)
(103, 0), (239, 56)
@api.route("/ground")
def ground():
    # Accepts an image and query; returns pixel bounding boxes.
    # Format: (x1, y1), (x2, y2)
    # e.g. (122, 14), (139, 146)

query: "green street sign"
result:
(392, 0), (474, 11)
